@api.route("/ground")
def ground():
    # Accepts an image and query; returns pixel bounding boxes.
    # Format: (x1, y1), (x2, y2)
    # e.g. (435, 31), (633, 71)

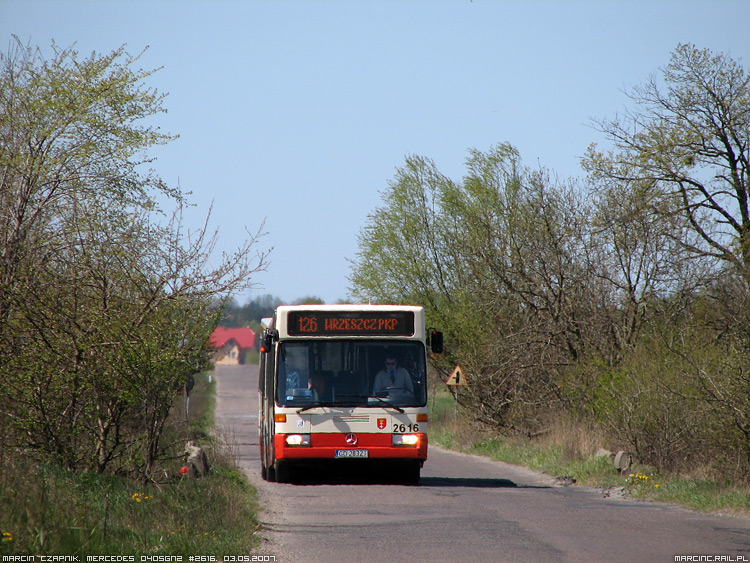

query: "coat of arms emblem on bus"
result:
(377, 418), (387, 429)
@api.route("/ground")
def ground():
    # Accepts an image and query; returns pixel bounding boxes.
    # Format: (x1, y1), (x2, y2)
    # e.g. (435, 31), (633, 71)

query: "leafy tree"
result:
(0, 38), (177, 320)
(351, 145), (597, 432)
(583, 44), (750, 476)
(0, 38), (269, 478)
(350, 153), (460, 314)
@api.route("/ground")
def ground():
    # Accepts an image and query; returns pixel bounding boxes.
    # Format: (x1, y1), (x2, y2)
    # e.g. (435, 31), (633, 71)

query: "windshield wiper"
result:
(299, 395), (406, 414)
(296, 401), (354, 414)
(296, 402), (324, 414)
(368, 395), (405, 413)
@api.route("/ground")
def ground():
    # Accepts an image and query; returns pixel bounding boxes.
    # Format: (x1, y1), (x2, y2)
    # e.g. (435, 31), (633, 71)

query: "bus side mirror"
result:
(261, 329), (278, 353)
(428, 329), (443, 354)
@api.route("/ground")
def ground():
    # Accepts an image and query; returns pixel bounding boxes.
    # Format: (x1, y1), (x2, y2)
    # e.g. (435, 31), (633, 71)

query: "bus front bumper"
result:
(274, 432), (428, 461)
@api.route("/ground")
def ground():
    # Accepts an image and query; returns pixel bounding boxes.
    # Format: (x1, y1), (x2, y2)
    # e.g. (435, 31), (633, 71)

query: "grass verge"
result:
(429, 388), (750, 517)
(0, 372), (261, 556)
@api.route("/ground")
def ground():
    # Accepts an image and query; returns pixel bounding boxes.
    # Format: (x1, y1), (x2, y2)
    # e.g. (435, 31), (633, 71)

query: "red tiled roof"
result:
(210, 326), (257, 350)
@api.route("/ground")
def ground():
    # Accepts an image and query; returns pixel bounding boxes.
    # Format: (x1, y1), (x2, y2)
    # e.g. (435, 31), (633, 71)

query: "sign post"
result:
(445, 366), (467, 418)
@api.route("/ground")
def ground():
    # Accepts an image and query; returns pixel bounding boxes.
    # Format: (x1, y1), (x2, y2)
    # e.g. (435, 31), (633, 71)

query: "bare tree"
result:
(584, 43), (750, 286)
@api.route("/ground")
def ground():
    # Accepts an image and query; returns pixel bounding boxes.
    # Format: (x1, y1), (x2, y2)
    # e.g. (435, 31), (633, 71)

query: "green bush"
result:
(0, 373), (260, 556)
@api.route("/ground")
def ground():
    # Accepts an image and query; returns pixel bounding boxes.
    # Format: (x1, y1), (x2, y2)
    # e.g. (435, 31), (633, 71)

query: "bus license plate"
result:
(335, 449), (368, 459)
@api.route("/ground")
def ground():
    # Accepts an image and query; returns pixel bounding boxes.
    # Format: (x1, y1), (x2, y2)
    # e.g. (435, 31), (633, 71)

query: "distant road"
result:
(214, 364), (750, 562)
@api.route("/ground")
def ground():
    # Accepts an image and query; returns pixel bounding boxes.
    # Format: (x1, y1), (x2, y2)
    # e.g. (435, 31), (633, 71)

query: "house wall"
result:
(214, 342), (241, 365)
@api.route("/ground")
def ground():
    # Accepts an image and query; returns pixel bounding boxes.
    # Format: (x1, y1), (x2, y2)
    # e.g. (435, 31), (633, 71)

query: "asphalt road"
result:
(213, 363), (750, 563)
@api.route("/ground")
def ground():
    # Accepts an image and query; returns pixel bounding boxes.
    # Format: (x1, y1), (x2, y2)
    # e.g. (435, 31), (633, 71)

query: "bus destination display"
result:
(287, 310), (415, 337)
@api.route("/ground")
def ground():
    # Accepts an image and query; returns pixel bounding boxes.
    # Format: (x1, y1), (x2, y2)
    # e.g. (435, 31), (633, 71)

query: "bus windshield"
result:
(276, 340), (427, 408)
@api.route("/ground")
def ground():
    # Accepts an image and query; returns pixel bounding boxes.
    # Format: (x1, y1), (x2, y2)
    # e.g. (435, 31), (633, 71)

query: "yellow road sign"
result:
(445, 365), (467, 386)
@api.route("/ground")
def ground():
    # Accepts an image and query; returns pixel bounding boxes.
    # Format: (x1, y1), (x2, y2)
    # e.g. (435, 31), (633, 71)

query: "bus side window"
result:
(265, 348), (276, 399)
(258, 353), (266, 393)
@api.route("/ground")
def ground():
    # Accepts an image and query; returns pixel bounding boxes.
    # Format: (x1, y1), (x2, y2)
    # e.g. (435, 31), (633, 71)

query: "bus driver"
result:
(373, 356), (413, 395)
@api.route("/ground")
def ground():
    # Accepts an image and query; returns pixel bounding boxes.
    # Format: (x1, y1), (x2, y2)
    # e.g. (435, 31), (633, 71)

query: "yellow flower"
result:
(2, 531), (13, 542)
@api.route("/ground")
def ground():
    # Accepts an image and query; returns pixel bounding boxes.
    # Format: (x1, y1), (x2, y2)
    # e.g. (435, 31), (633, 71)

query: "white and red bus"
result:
(257, 304), (442, 484)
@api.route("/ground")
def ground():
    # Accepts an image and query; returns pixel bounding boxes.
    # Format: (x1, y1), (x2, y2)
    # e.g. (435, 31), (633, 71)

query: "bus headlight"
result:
(392, 434), (419, 446)
(285, 434), (311, 446)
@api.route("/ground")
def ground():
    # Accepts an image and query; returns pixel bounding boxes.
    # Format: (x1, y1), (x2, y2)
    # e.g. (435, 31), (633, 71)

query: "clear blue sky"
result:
(2, 0), (748, 305)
